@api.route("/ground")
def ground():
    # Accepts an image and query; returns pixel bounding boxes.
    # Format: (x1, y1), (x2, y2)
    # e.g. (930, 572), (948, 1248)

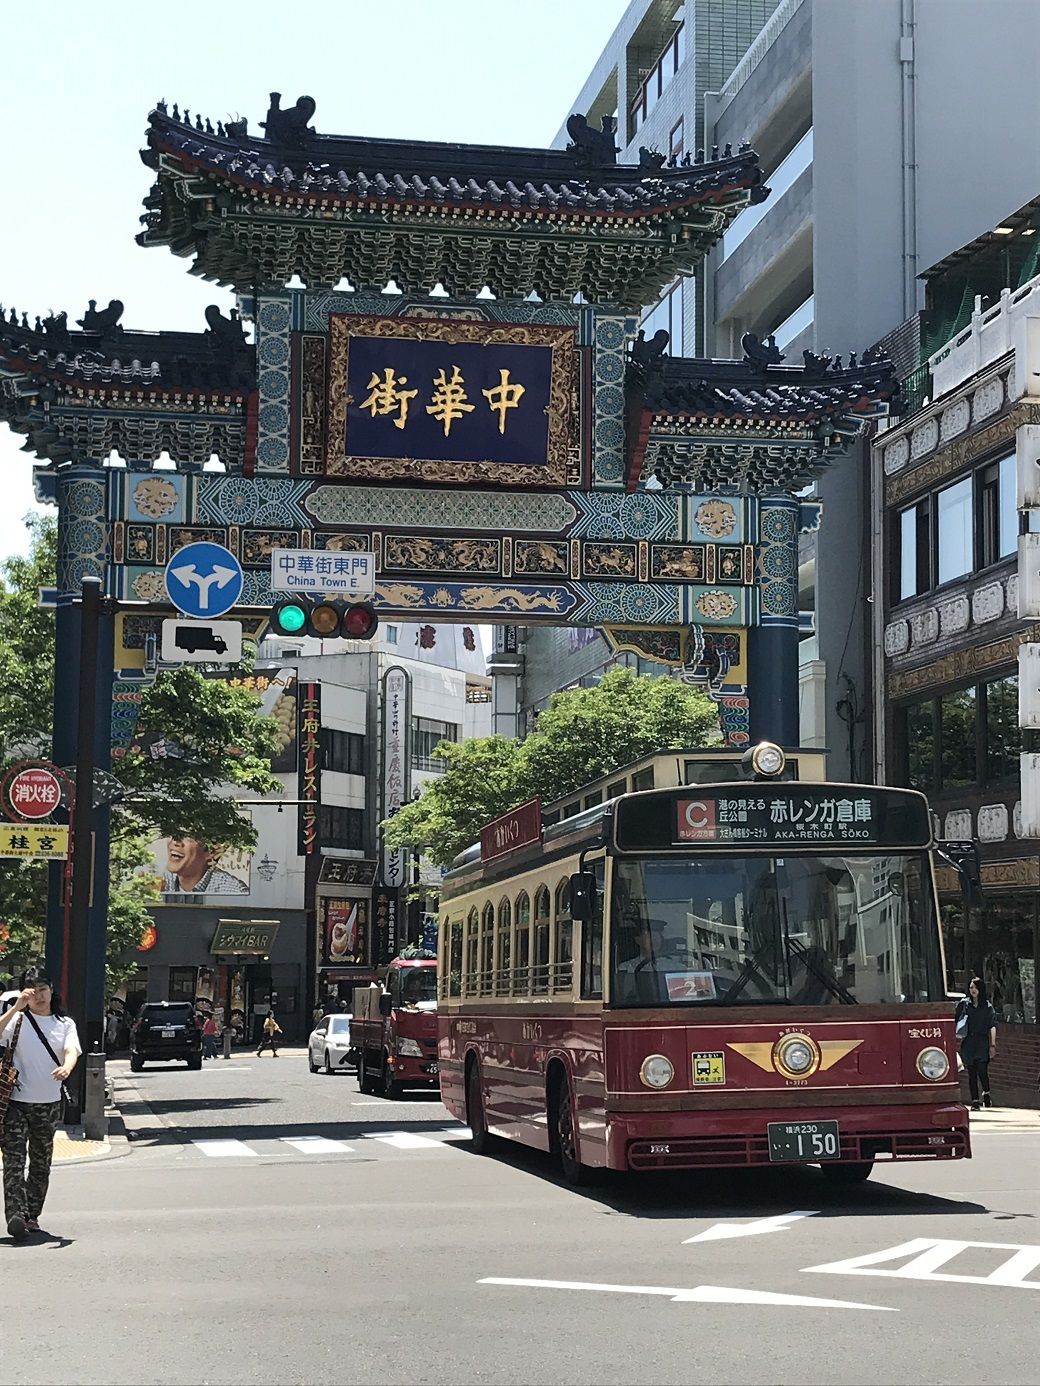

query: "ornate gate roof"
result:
(138, 95), (766, 303)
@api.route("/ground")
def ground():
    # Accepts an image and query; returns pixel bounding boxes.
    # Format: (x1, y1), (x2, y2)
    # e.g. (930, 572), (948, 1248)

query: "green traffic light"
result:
(276, 603), (307, 634)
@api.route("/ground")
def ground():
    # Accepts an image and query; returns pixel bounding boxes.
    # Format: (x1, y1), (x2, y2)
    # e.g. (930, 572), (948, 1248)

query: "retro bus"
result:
(437, 741), (970, 1185)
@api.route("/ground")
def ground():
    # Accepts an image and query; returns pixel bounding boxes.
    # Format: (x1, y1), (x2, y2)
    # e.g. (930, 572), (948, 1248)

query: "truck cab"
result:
(353, 953), (438, 1099)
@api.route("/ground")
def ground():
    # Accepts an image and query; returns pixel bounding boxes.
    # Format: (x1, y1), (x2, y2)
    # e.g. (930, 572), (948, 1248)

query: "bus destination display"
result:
(614, 786), (932, 851)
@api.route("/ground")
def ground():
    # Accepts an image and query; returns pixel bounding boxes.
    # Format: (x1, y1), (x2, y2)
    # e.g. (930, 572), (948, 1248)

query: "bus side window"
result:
(449, 918), (463, 998)
(580, 864), (604, 1000)
(513, 892), (531, 997)
(439, 916), (449, 999)
(555, 879), (573, 993)
(465, 908), (479, 999)
(481, 902), (495, 996)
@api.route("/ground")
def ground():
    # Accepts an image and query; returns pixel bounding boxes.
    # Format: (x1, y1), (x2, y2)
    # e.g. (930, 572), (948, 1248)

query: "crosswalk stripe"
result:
(194, 1139), (259, 1158)
(369, 1131), (444, 1149)
(280, 1136), (354, 1154)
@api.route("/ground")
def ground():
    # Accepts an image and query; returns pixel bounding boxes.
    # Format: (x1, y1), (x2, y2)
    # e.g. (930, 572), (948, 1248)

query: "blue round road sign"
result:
(164, 542), (244, 619)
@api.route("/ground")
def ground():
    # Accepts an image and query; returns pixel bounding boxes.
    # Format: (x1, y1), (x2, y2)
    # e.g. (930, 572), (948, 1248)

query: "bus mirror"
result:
(570, 871), (596, 922)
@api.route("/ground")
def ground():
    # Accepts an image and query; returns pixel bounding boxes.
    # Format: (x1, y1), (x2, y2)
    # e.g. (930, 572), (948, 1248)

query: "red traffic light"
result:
(341, 602), (378, 640)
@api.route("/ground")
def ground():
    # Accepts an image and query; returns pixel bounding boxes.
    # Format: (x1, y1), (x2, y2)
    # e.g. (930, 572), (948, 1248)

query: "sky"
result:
(0, 0), (628, 563)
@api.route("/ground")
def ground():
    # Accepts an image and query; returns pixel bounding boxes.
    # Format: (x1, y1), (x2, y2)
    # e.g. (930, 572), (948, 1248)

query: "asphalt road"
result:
(4, 1051), (1038, 1386)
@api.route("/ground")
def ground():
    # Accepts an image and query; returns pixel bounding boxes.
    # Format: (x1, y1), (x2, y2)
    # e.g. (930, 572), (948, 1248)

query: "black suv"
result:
(130, 1002), (202, 1071)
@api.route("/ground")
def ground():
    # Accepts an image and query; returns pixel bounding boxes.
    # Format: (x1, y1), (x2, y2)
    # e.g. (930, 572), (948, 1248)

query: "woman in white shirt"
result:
(0, 967), (81, 1240)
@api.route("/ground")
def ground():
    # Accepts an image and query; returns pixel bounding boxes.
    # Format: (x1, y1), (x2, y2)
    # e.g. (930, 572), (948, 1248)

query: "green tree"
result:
(0, 514), (56, 761)
(116, 667), (279, 850)
(385, 669), (719, 868)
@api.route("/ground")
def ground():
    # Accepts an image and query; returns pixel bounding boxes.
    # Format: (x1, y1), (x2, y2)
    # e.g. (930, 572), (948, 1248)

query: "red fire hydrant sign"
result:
(1, 762), (65, 821)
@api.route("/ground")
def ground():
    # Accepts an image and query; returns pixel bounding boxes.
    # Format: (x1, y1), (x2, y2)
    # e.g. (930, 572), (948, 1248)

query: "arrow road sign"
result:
(164, 542), (244, 618)
(478, 1277), (893, 1312)
(161, 619), (243, 665)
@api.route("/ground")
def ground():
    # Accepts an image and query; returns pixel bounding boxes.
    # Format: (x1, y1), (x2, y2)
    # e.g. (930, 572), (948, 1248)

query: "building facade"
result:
(873, 215), (1040, 1106)
(126, 625), (490, 1040)
(532, 0), (1040, 780)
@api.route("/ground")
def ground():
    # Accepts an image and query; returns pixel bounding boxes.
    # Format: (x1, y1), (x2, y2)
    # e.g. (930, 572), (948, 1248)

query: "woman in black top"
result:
(957, 976), (998, 1111)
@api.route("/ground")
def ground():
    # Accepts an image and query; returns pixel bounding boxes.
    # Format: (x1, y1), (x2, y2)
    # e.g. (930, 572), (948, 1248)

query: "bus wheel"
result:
(549, 1071), (590, 1186)
(467, 1062), (492, 1155)
(382, 1055), (404, 1100)
(821, 1159), (874, 1184)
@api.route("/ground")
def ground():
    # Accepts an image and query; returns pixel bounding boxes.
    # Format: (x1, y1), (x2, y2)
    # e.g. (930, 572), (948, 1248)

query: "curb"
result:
(52, 1119), (133, 1167)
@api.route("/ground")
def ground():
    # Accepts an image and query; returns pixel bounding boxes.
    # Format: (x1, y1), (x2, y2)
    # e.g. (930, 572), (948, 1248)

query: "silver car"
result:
(308, 1013), (354, 1074)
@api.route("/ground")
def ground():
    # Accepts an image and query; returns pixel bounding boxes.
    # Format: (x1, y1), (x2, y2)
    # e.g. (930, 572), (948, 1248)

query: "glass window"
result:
(533, 887), (551, 995)
(464, 908), (479, 997)
(513, 892), (530, 996)
(939, 687), (977, 788)
(982, 900), (1037, 1023)
(386, 625), (399, 645)
(936, 477), (973, 584)
(168, 967), (197, 1002)
(899, 506), (918, 599)
(632, 768), (655, 791)
(985, 676), (1021, 783)
(480, 902), (495, 995)
(448, 919), (463, 998)
(554, 880), (573, 992)
(318, 806), (364, 849)
(579, 862), (604, 999)
(400, 967), (436, 1005)
(610, 854), (942, 1008)
(903, 699), (936, 792)
(412, 718), (459, 771)
(496, 897), (511, 996)
(999, 454), (1019, 558)
(322, 729), (365, 774)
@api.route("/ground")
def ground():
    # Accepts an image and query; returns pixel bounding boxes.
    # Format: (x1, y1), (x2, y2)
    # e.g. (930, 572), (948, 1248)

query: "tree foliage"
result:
(385, 669), (720, 867)
(0, 514), (56, 762)
(116, 667), (279, 850)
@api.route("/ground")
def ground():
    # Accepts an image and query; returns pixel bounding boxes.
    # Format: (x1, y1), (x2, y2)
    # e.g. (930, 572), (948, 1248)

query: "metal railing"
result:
(718, 0), (805, 103)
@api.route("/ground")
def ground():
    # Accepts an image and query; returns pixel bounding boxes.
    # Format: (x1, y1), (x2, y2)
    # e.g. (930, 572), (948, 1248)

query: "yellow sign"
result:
(692, 1051), (726, 1085)
(0, 824), (70, 860)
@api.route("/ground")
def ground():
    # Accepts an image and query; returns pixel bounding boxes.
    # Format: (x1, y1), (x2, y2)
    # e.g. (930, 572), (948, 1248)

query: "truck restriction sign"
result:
(4, 765), (63, 820)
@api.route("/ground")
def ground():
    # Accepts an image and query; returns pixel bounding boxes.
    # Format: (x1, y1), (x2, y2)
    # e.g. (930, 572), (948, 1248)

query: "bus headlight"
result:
(750, 742), (786, 777)
(640, 1055), (675, 1089)
(916, 1047), (950, 1081)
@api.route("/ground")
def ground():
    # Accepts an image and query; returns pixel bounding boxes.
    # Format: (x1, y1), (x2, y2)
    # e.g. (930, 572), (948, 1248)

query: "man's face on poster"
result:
(166, 836), (219, 888)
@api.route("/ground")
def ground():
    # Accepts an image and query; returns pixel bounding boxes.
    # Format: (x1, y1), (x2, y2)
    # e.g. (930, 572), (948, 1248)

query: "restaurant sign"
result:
(210, 920), (280, 956)
(381, 667), (410, 889)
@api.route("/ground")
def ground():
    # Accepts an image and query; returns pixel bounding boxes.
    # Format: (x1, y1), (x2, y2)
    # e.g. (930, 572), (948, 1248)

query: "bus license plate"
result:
(767, 1119), (840, 1162)
(161, 1028), (176, 1038)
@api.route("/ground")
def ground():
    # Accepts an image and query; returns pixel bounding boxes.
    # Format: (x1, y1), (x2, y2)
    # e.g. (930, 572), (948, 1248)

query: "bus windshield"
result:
(610, 853), (942, 1008)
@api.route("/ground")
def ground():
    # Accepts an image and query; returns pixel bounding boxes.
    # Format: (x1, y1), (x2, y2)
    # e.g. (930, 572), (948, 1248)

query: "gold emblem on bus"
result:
(728, 1037), (862, 1077)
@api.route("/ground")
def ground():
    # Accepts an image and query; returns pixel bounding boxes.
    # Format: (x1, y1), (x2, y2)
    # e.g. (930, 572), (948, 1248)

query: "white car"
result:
(308, 1013), (354, 1074)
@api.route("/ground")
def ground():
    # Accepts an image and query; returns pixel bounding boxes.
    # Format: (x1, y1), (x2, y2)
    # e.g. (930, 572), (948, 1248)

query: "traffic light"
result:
(269, 597), (379, 641)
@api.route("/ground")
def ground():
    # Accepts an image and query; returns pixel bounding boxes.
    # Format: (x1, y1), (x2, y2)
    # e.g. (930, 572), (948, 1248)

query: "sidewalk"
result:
(967, 1105), (1038, 1133)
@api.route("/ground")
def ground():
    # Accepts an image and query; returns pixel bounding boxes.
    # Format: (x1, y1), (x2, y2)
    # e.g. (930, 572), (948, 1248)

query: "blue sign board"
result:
(164, 542), (244, 618)
(345, 335), (553, 466)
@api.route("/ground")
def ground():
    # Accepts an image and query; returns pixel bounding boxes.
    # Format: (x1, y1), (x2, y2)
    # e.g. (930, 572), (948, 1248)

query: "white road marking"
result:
(279, 1136), (355, 1155)
(193, 1139), (259, 1158)
(685, 1210), (819, 1243)
(804, 1238), (1040, 1289)
(478, 1278), (894, 1311)
(368, 1131), (444, 1149)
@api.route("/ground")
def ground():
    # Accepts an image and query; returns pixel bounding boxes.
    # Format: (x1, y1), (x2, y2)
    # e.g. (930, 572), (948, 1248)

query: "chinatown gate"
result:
(0, 94), (898, 1036)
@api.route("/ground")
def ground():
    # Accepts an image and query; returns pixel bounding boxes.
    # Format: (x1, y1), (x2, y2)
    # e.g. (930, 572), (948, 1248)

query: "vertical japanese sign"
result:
(298, 681), (322, 855)
(381, 666), (411, 888)
(373, 887), (399, 967)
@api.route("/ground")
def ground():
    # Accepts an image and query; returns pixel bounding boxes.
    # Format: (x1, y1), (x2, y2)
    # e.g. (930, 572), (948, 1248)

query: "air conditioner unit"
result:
(1019, 533), (1040, 617)
(1016, 423), (1040, 506)
(1020, 753), (1040, 838)
(1021, 643), (1040, 729)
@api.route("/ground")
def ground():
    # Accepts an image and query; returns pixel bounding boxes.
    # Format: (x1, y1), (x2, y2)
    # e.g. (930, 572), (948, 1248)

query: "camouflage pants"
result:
(2, 1100), (60, 1221)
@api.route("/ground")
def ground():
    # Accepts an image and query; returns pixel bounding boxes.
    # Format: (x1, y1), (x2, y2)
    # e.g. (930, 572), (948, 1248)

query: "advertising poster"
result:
(298, 682), (322, 855)
(321, 898), (368, 967)
(374, 887), (400, 966)
(381, 667), (411, 888)
(138, 834), (252, 899)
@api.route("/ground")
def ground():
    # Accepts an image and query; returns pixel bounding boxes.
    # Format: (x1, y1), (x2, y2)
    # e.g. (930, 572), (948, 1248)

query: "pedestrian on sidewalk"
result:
(256, 1012), (282, 1058)
(202, 1014), (219, 1060)
(956, 976), (998, 1111)
(0, 967), (81, 1241)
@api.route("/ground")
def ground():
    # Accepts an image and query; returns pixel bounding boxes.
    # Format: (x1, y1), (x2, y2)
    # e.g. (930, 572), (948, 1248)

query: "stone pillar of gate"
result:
(47, 463), (113, 1044)
(748, 496), (801, 747)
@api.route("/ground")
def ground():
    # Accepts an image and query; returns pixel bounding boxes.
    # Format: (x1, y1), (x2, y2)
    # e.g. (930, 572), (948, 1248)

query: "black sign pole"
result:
(67, 576), (102, 1117)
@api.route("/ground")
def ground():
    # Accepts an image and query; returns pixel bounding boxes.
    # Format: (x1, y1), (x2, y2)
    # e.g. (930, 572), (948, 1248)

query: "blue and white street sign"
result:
(164, 542), (244, 619)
